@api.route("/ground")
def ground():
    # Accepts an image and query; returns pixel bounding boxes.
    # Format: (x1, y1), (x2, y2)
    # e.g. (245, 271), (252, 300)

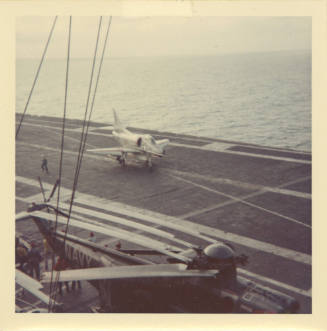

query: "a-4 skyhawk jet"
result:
(88, 110), (170, 168)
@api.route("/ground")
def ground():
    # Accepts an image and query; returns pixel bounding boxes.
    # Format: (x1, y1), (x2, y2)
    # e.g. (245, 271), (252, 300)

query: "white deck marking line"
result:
(20, 119), (184, 146)
(72, 194), (311, 266)
(208, 142), (312, 155)
(238, 269), (311, 298)
(17, 141), (311, 202)
(32, 210), (190, 263)
(16, 176), (311, 265)
(58, 203), (195, 249)
(91, 125), (113, 131)
(16, 214), (311, 298)
(71, 201), (217, 244)
(60, 202), (312, 291)
(16, 176), (311, 298)
(18, 121), (311, 163)
(16, 192), (72, 205)
(171, 174), (311, 229)
(22, 119), (312, 155)
(169, 169), (311, 200)
(16, 210), (33, 220)
(18, 123), (98, 148)
(180, 190), (269, 220)
(32, 300), (42, 307)
(204, 141), (311, 156)
(173, 142), (311, 164)
(75, 195), (311, 266)
(179, 173), (311, 219)
(16, 176), (54, 190)
(202, 142), (234, 151)
(16, 196), (30, 203)
(15, 177), (73, 202)
(17, 142), (108, 162)
(18, 117), (80, 127)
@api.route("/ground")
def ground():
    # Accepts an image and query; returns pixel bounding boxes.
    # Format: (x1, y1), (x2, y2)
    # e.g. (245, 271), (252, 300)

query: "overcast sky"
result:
(16, 16), (311, 58)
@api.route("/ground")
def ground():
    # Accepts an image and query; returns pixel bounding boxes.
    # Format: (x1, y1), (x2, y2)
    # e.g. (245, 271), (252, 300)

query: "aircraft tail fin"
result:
(113, 109), (125, 132)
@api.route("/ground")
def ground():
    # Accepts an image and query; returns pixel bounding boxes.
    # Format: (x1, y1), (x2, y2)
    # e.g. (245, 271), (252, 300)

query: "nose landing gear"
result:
(145, 156), (153, 171)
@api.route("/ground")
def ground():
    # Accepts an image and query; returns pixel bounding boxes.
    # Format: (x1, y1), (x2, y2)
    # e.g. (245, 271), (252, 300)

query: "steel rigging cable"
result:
(61, 16), (103, 247)
(79, 17), (112, 172)
(48, 15), (72, 312)
(15, 16), (58, 139)
(47, 16), (112, 312)
(62, 16), (112, 247)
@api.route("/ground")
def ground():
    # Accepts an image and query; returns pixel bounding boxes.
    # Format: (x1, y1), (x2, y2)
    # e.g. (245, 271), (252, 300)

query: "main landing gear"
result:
(116, 153), (126, 167)
(145, 157), (154, 171)
(145, 159), (152, 169)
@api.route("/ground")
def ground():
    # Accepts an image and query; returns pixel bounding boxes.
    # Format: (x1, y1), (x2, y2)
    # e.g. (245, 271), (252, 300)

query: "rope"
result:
(46, 16), (106, 311)
(80, 17), (113, 170)
(16, 16), (58, 139)
(53, 17), (112, 310)
(70, 16), (112, 228)
(48, 270), (61, 312)
(48, 16), (72, 312)
(61, 16), (104, 248)
(31, 16), (113, 312)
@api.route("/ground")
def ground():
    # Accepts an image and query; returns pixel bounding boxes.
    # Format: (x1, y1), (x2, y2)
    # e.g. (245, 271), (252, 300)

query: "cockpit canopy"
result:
(144, 135), (156, 145)
(137, 135), (157, 147)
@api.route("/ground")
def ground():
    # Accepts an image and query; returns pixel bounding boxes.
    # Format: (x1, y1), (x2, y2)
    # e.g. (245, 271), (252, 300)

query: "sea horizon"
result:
(16, 50), (311, 151)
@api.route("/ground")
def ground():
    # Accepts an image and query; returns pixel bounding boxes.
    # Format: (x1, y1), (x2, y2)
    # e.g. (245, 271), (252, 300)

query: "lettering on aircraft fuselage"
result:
(64, 241), (99, 268)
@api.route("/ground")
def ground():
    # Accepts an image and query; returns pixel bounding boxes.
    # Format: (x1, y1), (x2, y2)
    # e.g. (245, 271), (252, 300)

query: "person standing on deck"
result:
(41, 155), (49, 174)
(71, 262), (82, 292)
(54, 256), (70, 295)
(16, 244), (29, 272)
(43, 238), (51, 271)
(28, 242), (42, 280)
(88, 232), (96, 243)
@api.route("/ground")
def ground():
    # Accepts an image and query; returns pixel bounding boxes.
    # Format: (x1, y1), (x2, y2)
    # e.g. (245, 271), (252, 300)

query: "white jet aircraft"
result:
(88, 110), (170, 168)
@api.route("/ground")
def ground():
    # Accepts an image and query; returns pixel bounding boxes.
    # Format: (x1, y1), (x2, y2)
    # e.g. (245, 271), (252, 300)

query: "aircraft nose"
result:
(156, 145), (165, 156)
(144, 141), (164, 156)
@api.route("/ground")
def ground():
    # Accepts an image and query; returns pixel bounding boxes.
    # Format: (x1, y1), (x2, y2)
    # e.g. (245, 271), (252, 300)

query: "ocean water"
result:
(16, 50), (311, 151)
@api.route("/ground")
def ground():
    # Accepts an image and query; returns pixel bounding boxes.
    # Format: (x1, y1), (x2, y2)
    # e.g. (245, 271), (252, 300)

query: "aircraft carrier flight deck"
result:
(15, 114), (312, 313)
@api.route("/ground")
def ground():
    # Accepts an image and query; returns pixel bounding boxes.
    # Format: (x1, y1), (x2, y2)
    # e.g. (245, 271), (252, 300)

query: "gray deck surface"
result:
(15, 114), (312, 313)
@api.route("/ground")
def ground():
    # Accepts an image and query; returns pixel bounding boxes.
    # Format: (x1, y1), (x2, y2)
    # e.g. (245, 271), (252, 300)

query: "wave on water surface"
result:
(16, 51), (311, 151)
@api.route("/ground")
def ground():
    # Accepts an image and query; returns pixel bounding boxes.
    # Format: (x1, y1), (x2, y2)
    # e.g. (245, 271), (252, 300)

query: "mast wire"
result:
(48, 16), (72, 312)
(79, 16), (113, 174)
(16, 16), (58, 139)
(34, 16), (112, 311)
(60, 16), (103, 252)
(61, 16), (112, 250)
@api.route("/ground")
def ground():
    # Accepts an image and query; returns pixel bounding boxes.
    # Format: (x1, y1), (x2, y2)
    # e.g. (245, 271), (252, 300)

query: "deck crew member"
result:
(88, 232), (96, 243)
(41, 155), (49, 174)
(43, 238), (51, 271)
(28, 242), (42, 280)
(54, 256), (70, 295)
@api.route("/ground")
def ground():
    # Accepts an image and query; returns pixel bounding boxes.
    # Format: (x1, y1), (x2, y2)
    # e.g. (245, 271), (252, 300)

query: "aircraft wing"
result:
(16, 269), (60, 306)
(87, 147), (140, 156)
(29, 210), (192, 263)
(16, 211), (34, 221)
(156, 138), (170, 148)
(16, 269), (43, 290)
(41, 264), (218, 282)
